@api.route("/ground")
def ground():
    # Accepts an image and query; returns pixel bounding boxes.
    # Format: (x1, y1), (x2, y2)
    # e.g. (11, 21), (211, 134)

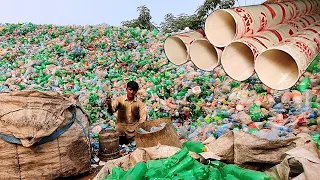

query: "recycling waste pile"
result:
(0, 22), (319, 176)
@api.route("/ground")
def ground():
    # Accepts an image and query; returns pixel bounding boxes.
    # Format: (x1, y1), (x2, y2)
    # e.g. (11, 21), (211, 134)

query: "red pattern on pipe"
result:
(300, 0), (309, 14)
(284, 39), (313, 58)
(309, 15), (316, 23)
(313, 38), (320, 52)
(251, 37), (268, 48)
(254, 35), (270, 41)
(264, 29), (283, 42)
(262, 4), (277, 19)
(277, 3), (287, 24)
(196, 30), (205, 37)
(300, 17), (311, 25)
(289, 29), (294, 36)
(304, 28), (320, 36)
(288, 22), (300, 30)
(246, 42), (260, 58)
(233, 8), (254, 35)
(288, 1), (299, 19)
(258, 12), (268, 32)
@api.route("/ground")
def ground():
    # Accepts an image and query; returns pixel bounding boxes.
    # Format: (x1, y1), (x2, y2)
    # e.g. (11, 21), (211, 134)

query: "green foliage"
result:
(121, 5), (157, 31)
(160, 13), (203, 33)
(160, 0), (235, 33)
(121, 0), (235, 33)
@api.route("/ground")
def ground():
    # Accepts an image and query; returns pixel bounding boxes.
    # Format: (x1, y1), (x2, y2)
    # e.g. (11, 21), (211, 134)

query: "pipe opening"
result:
(190, 40), (219, 71)
(205, 10), (236, 47)
(255, 49), (299, 90)
(221, 42), (254, 81)
(164, 36), (188, 65)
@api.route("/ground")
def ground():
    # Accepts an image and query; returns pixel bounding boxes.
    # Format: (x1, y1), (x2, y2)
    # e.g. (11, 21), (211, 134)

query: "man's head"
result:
(126, 81), (139, 99)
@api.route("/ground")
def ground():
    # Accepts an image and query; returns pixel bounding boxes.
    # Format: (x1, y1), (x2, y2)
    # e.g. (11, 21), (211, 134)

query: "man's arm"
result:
(107, 97), (119, 115)
(139, 103), (147, 123)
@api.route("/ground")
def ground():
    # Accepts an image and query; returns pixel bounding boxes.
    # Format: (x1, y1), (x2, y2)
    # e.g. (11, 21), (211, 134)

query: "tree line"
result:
(121, 0), (236, 33)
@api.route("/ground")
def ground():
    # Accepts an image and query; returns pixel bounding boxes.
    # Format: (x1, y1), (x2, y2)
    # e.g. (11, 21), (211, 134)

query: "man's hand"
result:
(106, 97), (111, 105)
(109, 120), (116, 127)
(106, 94), (114, 115)
(105, 94), (112, 105)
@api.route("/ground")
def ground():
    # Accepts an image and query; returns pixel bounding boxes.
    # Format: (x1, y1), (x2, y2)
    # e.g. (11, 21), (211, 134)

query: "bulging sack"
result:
(0, 90), (91, 180)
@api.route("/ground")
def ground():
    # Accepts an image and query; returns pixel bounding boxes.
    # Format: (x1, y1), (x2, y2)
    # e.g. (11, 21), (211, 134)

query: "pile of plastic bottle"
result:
(104, 148), (271, 180)
(0, 23), (319, 163)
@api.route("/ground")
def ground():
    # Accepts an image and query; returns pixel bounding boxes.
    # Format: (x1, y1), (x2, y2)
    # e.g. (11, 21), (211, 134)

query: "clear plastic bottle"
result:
(302, 89), (313, 108)
(256, 129), (279, 140)
(281, 91), (292, 104)
(242, 125), (249, 133)
(188, 127), (202, 140)
(292, 90), (303, 108)
(179, 126), (188, 138)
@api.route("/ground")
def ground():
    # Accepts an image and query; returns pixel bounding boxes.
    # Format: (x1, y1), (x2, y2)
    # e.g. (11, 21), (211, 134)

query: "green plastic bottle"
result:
(145, 159), (167, 178)
(147, 159), (165, 169)
(144, 167), (167, 179)
(204, 117), (211, 124)
(249, 103), (261, 122)
(175, 170), (193, 178)
(311, 95), (317, 102)
(298, 77), (311, 92)
(307, 56), (320, 73)
(213, 116), (222, 122)
(172, 175), (197, 180)
(182, 141), (207, 154)
(189, 161), (210, 179)
(122, 162), (148, 180)
(312, 134), (320, 149)
(311, 102), (319, 108)
(163, 148), (189, 169)
(222, 164), (271, 180)
(208, 160), (227, 170)
(225, 174), (240, 180)
(220, 76), (225, 82)
(208, 168), (222, 180)
(105, 167), (125, 180)
(166, 156), (195, 177)
(249, 128), (258, 134)
(120, 168), (134, 180)
(175, 160), (209, 178)
(309, 118), (318, 126)
(254, 85), (265, 93)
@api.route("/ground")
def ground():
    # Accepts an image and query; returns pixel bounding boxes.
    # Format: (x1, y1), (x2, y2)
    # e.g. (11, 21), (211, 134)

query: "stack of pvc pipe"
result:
(163, 29), (224, 71)
(164, 0), (320, 90)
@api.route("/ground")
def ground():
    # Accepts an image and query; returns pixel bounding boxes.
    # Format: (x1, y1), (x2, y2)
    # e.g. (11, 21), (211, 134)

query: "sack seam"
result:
(57, 138), (63, 176)
(15, 144), (21, 180)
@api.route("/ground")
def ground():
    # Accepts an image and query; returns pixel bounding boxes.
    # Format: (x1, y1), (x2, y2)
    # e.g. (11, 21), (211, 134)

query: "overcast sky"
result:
(0, 0), (265, 26)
